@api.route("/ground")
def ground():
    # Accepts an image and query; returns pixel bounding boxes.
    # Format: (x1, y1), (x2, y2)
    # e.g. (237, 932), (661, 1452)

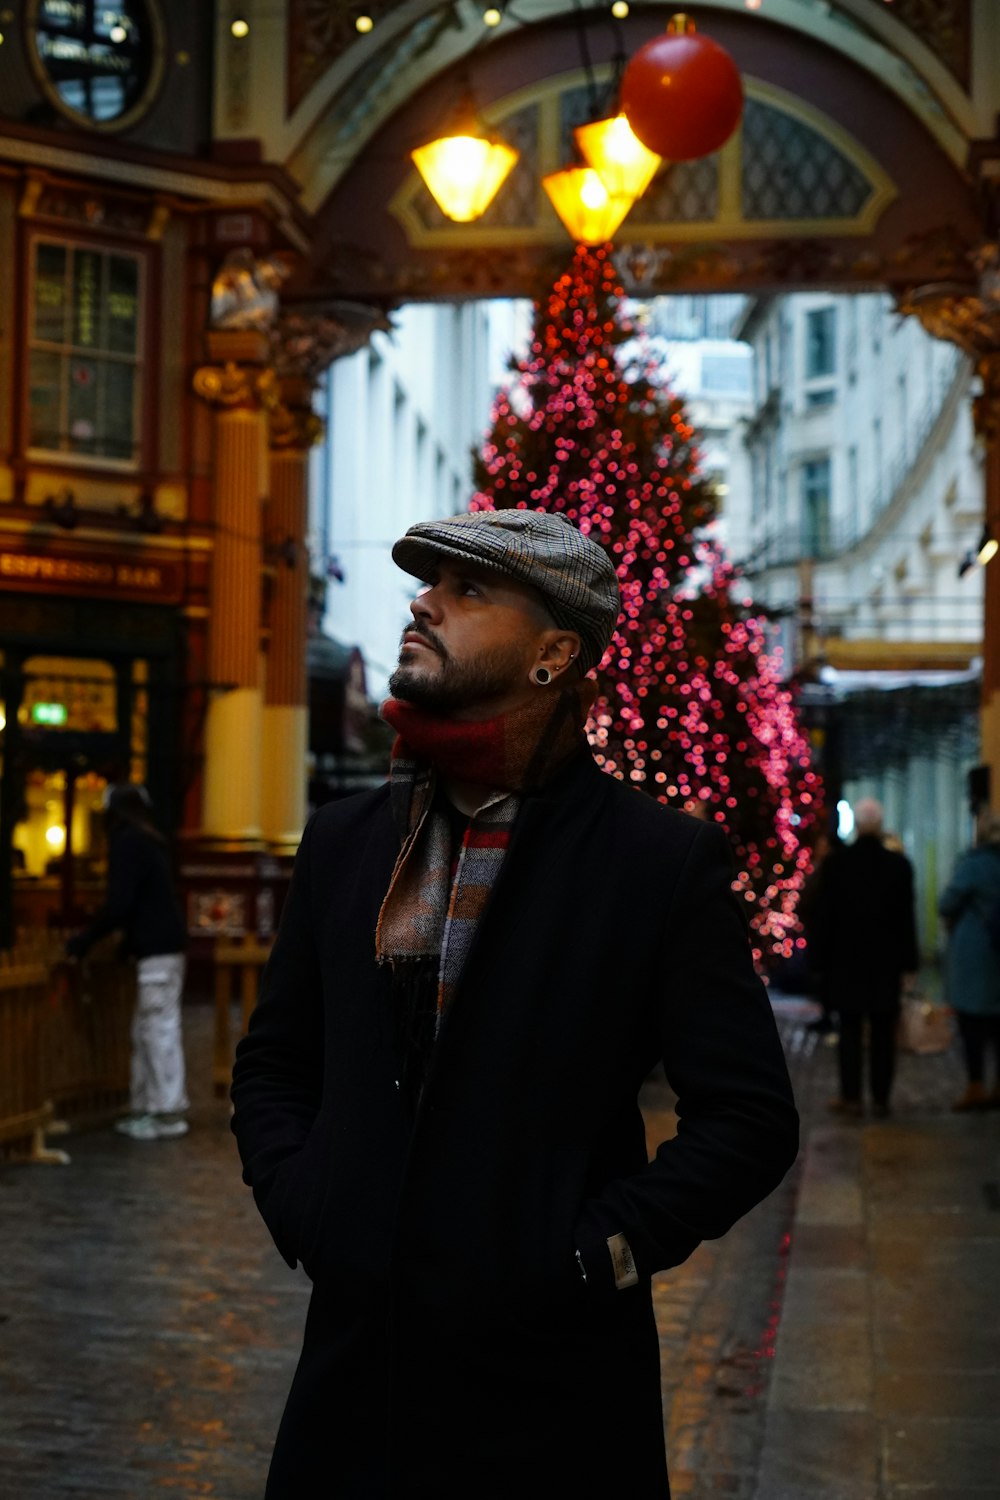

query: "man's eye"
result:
(415, 581), (434, 597)
(459, 579), (482, 597)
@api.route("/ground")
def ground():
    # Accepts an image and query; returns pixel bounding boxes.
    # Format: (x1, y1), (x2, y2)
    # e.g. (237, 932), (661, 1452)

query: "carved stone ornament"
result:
(210, 249), (293, 333)
(973, 353), (1000, 446)
(273, 305), (394, 381)
(897, 245), (1000, 439)
(269, 402), (325, 451)
(192, 361), (279, 411)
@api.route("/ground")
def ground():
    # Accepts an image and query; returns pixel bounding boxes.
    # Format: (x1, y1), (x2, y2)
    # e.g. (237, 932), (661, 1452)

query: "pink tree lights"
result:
(471, 244), (821, 963)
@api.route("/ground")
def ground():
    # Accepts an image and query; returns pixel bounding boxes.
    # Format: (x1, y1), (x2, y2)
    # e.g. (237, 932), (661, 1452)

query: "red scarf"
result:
(376, 681), (595, 1024)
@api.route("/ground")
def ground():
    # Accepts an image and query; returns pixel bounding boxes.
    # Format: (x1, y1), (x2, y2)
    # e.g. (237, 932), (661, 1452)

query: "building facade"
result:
(320, 299), (530, 704)
(732, 292), (985, 954)
(0, 1), (384, 952)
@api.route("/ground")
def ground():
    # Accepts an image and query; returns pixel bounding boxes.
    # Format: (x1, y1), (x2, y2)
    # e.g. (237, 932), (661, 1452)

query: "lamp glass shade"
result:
(575, 114), (662, 199)
(542, 166), (635, 245)
(411, 133), (518, 222)
(977, 528), (999, 566)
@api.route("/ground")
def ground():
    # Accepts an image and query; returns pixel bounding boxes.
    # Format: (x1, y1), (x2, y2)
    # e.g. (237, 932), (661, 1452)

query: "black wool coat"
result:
(231, 752), (799, 1500)
(811, 836), (919, 1012)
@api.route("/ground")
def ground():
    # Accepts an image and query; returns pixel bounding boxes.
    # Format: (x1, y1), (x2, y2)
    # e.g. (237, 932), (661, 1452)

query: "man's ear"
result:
(537, 631), (582, 676)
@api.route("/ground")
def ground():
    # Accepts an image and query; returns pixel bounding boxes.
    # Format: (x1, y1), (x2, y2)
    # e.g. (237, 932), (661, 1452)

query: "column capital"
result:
(973, 351), (1000, 446)
(193, 359), (279, 412)
(269, 400), (324, 452)
(898, 244), (1000, 440)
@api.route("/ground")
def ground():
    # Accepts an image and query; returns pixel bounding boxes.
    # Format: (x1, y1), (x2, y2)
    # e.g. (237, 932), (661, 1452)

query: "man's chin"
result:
(388, 664), (438, 703)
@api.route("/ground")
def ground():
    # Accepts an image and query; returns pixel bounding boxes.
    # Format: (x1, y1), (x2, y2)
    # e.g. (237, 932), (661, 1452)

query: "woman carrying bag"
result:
(939, 811), (1000, 1112)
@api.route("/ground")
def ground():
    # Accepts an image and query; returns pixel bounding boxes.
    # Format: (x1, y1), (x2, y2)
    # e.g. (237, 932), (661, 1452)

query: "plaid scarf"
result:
(376, 681), (595, 1029)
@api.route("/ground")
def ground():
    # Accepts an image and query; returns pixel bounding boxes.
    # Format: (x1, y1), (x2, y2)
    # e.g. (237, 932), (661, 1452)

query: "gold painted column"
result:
(193, 334), (276, 846)
(262, 379), (322, 849)
(976, 354), (1000, 801)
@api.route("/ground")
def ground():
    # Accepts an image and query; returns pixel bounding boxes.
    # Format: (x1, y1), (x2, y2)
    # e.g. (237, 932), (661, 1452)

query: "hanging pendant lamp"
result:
(542, 165), (635, 245)
(411, 93), (518, 223)
(575, 113), (662, 200)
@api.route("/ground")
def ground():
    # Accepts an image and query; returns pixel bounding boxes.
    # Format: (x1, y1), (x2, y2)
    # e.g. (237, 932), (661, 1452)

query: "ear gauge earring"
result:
(531, 665), (553, 686)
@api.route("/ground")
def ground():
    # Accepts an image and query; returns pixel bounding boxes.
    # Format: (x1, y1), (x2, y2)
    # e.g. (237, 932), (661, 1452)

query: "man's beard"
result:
(389, 630), (526, 714)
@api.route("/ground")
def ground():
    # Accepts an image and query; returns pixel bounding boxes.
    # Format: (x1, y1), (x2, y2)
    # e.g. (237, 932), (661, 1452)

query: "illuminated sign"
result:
(0, 547), (183, 604)
(32, 702), (68, 726)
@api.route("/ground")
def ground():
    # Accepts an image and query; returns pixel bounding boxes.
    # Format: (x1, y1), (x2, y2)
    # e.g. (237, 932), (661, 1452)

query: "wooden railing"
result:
(213, 936), (273, 1098)
(0, 959), (60, 1163)
(44, 959), (133, 1122)
(0, 932), (133, 1164)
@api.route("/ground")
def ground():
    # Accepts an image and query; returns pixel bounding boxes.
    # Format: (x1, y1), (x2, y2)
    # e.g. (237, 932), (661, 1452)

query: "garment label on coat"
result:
(607, 1232), (638, 1290)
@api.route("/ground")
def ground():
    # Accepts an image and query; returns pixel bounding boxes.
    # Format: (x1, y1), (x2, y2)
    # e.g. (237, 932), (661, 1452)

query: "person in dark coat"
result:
(66, 783), (188, 1139)
(231, 510), (800, 1500)
(939, 810), (1000, 1111)
(813, 798), (918, 1119)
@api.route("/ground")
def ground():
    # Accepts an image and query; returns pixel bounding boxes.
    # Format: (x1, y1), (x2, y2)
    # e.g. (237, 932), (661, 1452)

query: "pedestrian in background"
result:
(231, 510), (799, 1500)
(939, 810), (1000, 1111)
(66, 783), (189, 1140)
(813, 797), (918, 1118)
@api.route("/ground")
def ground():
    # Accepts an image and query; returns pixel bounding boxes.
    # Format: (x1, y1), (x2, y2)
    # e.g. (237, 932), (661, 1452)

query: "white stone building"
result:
(731, 293), (987, 957)
(316, 299), (530, 701)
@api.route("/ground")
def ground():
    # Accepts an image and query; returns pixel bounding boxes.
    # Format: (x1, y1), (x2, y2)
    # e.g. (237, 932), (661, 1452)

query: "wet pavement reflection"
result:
(1, 996), (996, 1499)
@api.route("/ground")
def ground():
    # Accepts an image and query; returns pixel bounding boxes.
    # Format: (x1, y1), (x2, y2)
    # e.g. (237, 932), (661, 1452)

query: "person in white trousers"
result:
(67, 784), (189, 1139)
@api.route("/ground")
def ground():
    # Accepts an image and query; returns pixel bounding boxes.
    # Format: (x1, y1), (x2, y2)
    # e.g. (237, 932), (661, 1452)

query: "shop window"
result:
(28, 239), (143, 465)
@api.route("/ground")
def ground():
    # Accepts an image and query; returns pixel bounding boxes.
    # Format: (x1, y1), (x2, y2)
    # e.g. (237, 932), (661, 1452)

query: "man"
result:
(232, 510), (799, 1499)
(813, 797), (918, 1119)
(66, 784), (188, 1140)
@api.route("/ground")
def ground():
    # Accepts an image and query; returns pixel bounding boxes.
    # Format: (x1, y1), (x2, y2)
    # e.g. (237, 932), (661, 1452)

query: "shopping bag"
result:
(897, 997), (954, 1054)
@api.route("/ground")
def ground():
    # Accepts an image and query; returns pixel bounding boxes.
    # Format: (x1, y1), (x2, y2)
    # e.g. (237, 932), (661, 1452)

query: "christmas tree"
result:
(471, 245), (821, 964)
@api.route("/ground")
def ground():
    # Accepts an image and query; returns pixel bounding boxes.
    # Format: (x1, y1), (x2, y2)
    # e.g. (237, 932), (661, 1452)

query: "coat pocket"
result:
(259, 1130), (330, 1275)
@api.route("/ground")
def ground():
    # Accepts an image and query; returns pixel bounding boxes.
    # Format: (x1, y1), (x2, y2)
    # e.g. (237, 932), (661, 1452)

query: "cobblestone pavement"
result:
(0, 993), (990, 1499)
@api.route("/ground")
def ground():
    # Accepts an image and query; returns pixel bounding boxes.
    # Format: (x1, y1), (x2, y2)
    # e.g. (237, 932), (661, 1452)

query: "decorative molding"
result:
(882, 0), (971, 90)
(192, 362), (279, 411)
(286, 0), (401, 116)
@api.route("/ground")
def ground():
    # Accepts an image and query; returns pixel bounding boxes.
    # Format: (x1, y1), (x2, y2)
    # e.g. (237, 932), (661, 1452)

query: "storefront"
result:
(0, 543), (184, 944)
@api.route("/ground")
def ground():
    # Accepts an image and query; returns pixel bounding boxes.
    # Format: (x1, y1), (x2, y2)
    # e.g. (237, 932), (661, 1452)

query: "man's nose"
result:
(410, 585), (440, 622)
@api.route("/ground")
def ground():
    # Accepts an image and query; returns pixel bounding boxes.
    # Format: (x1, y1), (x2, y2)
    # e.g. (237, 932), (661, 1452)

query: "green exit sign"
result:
(31, 702), (67, 726)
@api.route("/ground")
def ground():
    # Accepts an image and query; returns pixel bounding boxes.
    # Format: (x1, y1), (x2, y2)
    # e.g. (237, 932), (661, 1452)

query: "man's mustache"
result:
(400, 622), (447, 659)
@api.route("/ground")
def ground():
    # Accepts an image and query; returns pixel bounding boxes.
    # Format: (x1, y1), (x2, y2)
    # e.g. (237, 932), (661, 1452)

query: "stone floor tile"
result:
(753, 1409), (881, 1500)
(768, 1318), (873, 1412)
(875, 1365), (1000, 1421)
(884, 1418), (1000, 1490)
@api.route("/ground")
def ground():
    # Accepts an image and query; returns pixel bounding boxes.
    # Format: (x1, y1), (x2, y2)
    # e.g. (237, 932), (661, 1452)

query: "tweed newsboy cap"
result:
(392, 509), (621, 674)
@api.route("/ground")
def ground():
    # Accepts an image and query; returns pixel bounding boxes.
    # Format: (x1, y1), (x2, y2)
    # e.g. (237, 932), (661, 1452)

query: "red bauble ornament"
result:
(620, 15), (744, 162)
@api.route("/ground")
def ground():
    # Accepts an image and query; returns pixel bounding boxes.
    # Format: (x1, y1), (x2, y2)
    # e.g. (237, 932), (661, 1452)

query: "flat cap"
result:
(392, 509), (621, 674)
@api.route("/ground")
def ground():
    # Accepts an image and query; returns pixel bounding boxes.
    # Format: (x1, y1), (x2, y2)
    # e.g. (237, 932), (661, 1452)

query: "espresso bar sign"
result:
(0, 546), (182, 604)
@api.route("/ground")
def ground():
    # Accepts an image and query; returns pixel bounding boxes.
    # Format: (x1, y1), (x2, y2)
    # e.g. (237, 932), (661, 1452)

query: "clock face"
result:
(28, 0), (165, 131)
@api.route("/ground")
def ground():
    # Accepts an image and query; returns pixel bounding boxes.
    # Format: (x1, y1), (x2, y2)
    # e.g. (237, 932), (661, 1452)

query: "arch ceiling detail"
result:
(267, 0), (982, 212)
(388, 72), (897, 249)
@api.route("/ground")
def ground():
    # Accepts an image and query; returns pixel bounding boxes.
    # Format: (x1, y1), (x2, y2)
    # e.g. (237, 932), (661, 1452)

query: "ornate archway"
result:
(213, 0), (1000, 788)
